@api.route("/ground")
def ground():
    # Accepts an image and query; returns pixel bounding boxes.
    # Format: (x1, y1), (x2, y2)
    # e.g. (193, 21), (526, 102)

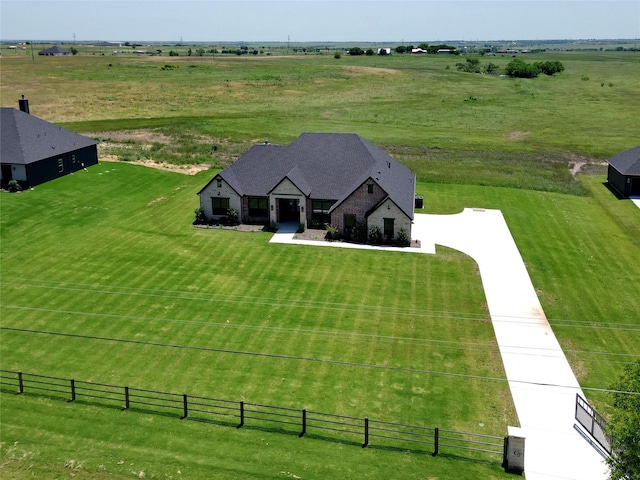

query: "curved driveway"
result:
(272, 209), (609, 479)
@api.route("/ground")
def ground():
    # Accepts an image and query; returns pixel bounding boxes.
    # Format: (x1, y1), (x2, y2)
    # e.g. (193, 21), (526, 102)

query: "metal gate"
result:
(575, 393), (612, 454)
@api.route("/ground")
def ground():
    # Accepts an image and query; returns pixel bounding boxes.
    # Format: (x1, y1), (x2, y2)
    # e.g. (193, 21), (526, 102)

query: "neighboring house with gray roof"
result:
(606, 145), (640, 198)
(198, 133), (416, 242)
(38, 45), (72, 56)
(1, 103), (98, 189)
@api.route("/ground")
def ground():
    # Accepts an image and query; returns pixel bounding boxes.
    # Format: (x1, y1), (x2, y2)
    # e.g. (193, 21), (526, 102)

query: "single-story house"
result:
(606, 145), (640, 198)
(1, 100), (98, 189)
(377, 48), (392, 56)
(38, 45), (72, 56)
(198, 133), (416, 241)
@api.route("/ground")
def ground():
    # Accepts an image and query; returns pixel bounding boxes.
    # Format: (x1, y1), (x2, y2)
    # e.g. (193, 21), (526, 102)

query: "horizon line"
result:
(2, 37), (639, 44)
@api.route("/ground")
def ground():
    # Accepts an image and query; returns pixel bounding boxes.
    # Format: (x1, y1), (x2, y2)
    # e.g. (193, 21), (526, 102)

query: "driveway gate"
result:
(575, 393), (612, 454)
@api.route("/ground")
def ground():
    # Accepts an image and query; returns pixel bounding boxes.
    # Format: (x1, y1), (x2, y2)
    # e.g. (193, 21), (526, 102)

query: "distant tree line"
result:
(505, 59), (565, 78)
(347, 47), (375, 56)
(396, 43), (459, 54)
(345, 43), (460, 56)
(456, 57), (565, 78)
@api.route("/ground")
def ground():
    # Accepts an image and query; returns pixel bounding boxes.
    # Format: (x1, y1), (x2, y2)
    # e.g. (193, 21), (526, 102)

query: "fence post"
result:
(300, 409), (306, 438)
(237, 401), (244, 428)
(69, 379), (76, 402)
(17, 371), (24, 394)
(433, 427), (439, 456)
(180, 394), (188, 419)
(124, 386), (130, 410)
(502, 437), (508, 469)
(362, 417), (369, 448)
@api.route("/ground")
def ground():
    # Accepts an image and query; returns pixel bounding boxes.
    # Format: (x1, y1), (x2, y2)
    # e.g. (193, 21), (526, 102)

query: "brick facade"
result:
(330, 178), (387, 232)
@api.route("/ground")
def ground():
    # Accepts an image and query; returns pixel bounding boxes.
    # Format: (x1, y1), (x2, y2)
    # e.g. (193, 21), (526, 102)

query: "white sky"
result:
(1, 1), (639, 43)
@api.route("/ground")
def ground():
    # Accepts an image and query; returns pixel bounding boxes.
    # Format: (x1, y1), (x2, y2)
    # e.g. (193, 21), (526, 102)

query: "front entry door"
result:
(278, 199), (299, 222)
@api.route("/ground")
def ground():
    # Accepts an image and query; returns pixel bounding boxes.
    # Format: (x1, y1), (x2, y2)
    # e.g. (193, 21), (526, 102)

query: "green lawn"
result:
(1, 49), (639, 479)
(416, 176), (640, 411)
(2, 51), (638, 161)
(1, 163), (516, 478)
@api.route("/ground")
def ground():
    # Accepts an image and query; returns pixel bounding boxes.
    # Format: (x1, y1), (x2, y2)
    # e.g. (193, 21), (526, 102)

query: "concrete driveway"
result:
(414, 209), (608, 480)
(272, 210), (609, 479)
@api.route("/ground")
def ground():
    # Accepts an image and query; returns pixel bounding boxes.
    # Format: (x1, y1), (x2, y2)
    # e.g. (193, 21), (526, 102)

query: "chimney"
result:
(18, 95), (30, 114)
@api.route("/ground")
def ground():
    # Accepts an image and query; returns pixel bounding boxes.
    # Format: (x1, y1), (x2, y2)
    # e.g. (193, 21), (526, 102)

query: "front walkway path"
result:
(271, 210), (609, 479)
(631, 197), (640, 210)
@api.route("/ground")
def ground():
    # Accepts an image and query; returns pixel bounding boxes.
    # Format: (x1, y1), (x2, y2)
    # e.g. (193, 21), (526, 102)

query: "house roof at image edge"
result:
(1, 107), (97, 165)
(200, 133), (416, 219)
(607, 145), (640, 175)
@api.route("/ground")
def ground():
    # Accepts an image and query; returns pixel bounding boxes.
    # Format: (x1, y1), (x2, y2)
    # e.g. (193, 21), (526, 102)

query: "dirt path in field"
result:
(100, 155), (210, 175)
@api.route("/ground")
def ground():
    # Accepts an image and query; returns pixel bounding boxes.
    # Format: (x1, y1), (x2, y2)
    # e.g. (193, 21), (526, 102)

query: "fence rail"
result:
(0, 369), (506, 463)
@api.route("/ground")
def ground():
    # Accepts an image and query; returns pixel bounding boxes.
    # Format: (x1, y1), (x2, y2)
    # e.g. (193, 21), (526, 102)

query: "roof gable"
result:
(269, 166), (312, 196)
(607, 146), (640, 175)
(1, 108), (97, 165)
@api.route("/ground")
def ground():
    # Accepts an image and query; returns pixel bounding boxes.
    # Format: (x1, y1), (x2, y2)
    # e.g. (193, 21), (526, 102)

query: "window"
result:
(57, 158), (64, 173)
(312, 200), (334, 216)
(367, 184), (374, 194)
(344, 214), (356, 229)
(248, 197), (268, 217)
(217, 179), (222, 188)
(311, 200), (334, 226)
(211, 197), (230, 215)
(384, 218), (395, 238)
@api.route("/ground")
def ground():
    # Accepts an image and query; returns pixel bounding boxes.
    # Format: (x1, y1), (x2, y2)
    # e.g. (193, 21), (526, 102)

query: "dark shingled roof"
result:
(1, 107), (97, 165)
(38, 45), (71, 55)
(606, 145), (640, 175)
(208, 133), (415, 219)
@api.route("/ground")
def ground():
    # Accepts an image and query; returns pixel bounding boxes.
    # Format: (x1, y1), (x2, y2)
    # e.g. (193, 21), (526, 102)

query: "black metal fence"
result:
(575, 393), (612, 454)
(0, 369), (506, 463)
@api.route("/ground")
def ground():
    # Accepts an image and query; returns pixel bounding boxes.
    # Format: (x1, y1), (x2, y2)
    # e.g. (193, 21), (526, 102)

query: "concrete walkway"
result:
(271, 211), (609, 479)
(631, 197), (640, 210)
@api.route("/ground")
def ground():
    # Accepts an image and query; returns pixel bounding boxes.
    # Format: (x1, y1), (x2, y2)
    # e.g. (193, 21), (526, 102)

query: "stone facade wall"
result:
(367, 198), (412, 241)
(198, 176), (242, 221)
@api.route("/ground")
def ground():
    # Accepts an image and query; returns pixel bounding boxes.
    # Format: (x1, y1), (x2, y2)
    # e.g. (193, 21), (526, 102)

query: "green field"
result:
(1, 48), (639, 479)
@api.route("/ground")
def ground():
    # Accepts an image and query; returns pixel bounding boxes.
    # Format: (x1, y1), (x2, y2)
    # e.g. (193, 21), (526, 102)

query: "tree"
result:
(483, 62), (500, 75)
(606, 360), (640, 480)
(505, 58), (540, 78)
(348, 47), (364, 56)
(534, 60), (565, 76)
(456, 57), (481, 73)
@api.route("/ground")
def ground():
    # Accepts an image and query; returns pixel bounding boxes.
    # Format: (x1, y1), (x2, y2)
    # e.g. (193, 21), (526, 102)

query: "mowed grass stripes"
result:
(0, 162), (509, 437)
(417, 178), (640, 411)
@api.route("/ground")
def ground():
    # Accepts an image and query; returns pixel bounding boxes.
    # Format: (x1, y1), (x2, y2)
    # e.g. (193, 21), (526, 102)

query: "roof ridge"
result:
(13, 109), (27, 164)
